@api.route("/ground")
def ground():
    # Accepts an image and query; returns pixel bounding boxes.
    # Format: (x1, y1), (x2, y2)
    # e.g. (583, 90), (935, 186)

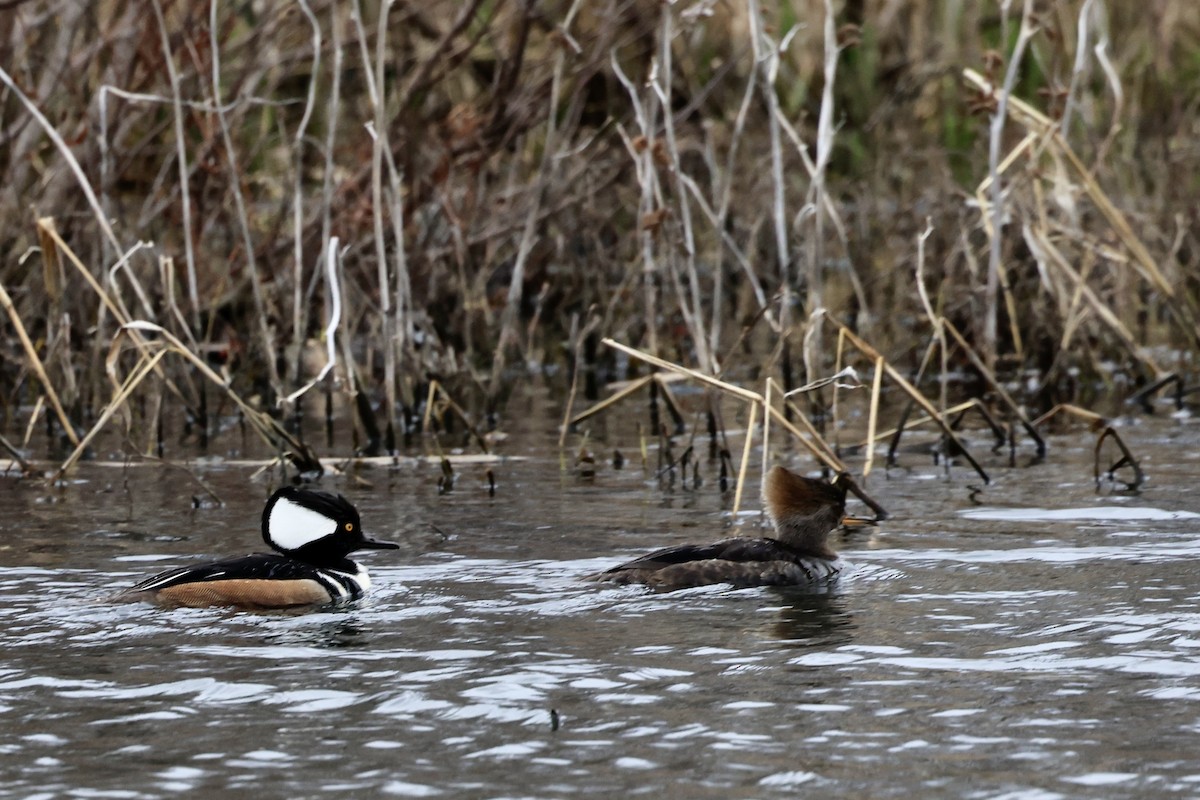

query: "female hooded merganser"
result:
(114, 487), (398, 609)
(594, 466), (852, 590)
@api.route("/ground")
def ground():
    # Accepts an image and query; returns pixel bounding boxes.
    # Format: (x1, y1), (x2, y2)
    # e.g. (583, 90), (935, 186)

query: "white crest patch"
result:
(269, 496), (339, 550)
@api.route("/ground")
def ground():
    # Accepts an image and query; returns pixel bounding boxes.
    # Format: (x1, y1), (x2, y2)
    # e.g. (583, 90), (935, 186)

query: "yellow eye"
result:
(345, 523), (354, 532)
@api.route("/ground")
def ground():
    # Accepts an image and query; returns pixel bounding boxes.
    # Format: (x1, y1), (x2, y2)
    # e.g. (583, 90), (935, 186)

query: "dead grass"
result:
(1, 0), (1198, 473)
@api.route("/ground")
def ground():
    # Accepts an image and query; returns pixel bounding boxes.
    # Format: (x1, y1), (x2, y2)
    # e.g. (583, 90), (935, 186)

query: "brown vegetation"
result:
(1, 1), (1197, 469)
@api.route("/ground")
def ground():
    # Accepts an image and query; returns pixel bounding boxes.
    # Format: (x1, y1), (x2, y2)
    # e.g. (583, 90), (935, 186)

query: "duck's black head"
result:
(261, 486), (398, 565)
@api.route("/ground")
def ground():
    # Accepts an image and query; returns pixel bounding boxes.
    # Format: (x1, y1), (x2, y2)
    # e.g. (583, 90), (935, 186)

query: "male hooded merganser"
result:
(594, 466), (854, 590)
(114, 487), (398, 609)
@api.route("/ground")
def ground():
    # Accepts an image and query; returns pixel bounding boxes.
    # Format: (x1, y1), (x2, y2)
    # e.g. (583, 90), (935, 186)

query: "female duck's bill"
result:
(593, 466), (859, 591)
(112, 486), (398, 610)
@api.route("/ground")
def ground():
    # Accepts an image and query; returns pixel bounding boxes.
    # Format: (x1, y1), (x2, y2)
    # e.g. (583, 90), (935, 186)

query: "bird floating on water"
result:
(113, 487), (398, 609)
(593, 466), (864, 591)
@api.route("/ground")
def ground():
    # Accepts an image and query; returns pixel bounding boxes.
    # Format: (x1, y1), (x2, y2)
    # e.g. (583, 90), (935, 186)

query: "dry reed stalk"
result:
(559, 310), (601, 448)
(801, 0), (844, 375)
(970, 134), (1030, 361)
(863, 356), (884, 479)
(208, 0), (282, 401)
(314, 5), (344, 376)
(488, 2), (583, 397)
(760, 377), (773, 486)
(824, 315), (990, 483)
(677, 172), (773, 331)
(287, 0), (322, 397)
(964, 66), (1200, 348)
(651, 4), (713, 373)
(746, 0), (793, 341)
(611, 64), (662, 360)
(913, 220), (949, 411)
(731, 399), (758, 518)
(982, 0), (1037, 370)
(361, 0), (399, 451)
(1022, 222), (1160, 377)
(705, 37), (777, 338)
(21, 397), (45, 450)
(282, 238), (343, 406)
(0, 281), (80, 447)
(150, 0), (199, 332)
(159, 257), (198, 351)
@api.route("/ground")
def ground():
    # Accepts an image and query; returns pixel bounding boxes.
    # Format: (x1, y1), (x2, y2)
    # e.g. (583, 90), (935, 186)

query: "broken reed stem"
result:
(602, 338), (762, 404)
(421, 380), (491, 455)
(1094, 427), (1144, 490)
(54, 349), (169, 480)
(0, 281), (80, 446)
(825, 315), (990, 483)
(767, 402), (845, 474)
(1032, 403), (1104, 429)
(941, 319), (1046, 458)
(569, 375), (654, 427)
(0, 430), (32, 474)
(116, 321), (317, 467)
(866, 399), (979, 445)
(21, 397), (44, 450)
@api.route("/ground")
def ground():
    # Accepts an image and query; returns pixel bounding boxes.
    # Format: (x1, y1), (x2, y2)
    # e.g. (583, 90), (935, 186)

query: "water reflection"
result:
(768, 591), (856, 647)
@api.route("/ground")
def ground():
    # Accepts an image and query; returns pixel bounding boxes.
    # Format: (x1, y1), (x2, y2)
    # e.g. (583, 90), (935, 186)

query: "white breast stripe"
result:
(316, 561), (369, 601)
(269, 497), (338, 550)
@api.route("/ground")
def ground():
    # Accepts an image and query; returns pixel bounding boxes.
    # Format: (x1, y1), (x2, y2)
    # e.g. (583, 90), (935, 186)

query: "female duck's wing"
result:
(595, 537), (840, 590)
(597, 537), (800, 575)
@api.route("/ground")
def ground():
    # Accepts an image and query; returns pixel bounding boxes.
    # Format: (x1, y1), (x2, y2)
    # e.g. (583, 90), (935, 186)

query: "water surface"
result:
(2, 411), (1200, 798)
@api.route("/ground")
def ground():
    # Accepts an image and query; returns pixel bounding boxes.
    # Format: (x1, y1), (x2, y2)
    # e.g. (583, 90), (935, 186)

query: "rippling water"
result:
(3, 413), (1200, 798)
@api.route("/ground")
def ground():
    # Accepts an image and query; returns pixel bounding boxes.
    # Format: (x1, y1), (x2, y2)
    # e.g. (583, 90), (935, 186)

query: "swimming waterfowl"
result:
(594, 466), (852, 590)
(113, 487), (398, 609)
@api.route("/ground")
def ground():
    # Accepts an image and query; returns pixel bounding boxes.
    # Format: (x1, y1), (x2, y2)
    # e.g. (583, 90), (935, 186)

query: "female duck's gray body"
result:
(594, 466), (849, 591)
(113, 487), (398, 609)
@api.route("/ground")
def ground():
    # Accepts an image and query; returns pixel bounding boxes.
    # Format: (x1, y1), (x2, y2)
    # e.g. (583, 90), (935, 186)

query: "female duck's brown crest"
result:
(762, 466), (847, 559)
